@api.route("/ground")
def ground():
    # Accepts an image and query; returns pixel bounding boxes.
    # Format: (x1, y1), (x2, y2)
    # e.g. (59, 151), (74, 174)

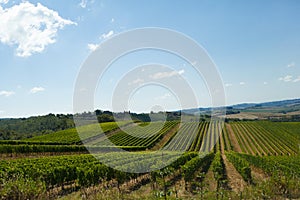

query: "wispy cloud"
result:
(128, 78), (144, 85)
(225, 83), (232, 87)
(293, 76), (300, 83)
(79, 0), (87, 8)
(87, 30), (114, 51)
(287, 62), (295, 68)
(150, 69), (184, 80)
(263, 81), (268, 85)
(100, 30), (114, 40)
(0, 2), (76, 57)
(239, 82), (246, 85)
(279, 75), (293, 82)
(30, 87), (45, 94)
(0, 90), (15, 97)
(111, 18), (115, 23)
(87, 43), (99, 52)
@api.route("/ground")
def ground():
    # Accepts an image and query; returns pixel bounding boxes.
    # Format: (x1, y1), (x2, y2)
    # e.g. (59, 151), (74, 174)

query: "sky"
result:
(0, 0), (300, 117)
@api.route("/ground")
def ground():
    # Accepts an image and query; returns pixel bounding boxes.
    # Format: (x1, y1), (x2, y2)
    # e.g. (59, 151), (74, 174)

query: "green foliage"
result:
(182, 152), (214, 183)
(25, 121), (129, 144)
(0, 174), (46, 200)
(211, 151), (226, 185)
(0, 152), (198, 195)
(0, 114), (74, 139)
(96, 121), (178, 149)
(0, 144), (87, 154)
(229, 121), (299, 155)
(238, 153), (300, 178)
(226, 152), (252, 182)
(238, 153), (300, 198)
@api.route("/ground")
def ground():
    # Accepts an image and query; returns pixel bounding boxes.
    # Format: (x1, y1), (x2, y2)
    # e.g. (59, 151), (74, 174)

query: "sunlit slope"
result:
(24, 121), (131, 144)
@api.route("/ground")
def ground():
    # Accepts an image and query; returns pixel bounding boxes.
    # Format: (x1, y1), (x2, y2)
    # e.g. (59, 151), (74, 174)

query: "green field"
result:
(0, 120), (299, 199)
(24, 121), (131, 144)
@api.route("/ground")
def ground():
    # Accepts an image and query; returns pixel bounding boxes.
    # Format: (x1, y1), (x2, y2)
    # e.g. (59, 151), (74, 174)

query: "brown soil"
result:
(203, 168), (217, 192)
(250, 166), (269, 182)
(220, 133), (246, 193)
(225, 123), (242, 153)
(221, 153), (247, 193)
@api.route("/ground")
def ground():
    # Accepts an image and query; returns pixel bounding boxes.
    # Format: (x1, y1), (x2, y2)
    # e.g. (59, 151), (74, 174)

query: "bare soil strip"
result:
(250, 166), (269, 183)
(220, 131), (247, 192)
(203, 167), (217, 192)
(221, 153), (247, 193)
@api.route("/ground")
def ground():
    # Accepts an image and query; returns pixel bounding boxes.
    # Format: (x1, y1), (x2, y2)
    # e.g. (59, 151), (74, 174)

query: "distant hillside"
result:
(226, 99), (300, 120)
(181, 98), (300, 115)
(231, 98), (300, 109)
(0, 114), (74, 140)
(1, 98), (300, 140)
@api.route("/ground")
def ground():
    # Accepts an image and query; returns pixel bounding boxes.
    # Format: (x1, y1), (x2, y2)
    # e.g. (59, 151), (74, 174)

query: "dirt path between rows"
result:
(221, 153), (247, 193)
(203, 167), (217, 192)
(220, 131), (247, 193)
(225, 123), (242, 153)
(250, 166), (269, 183)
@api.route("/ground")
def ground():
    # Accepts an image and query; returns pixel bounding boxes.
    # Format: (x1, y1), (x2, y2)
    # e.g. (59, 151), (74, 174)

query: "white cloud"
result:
(225, 83), (232, 87)
(111, 18), (114, 23)
(0, 0), (9, 4)
(100, 30), (114, 40)
(178, 69), (185, 75)
(128, 78), (144, 85)
(150, 69), (185, 80)
(79, 0), (87, 8)
(87, 43), (99, 52)
(263, 81), (268, 85)
(287, 62), (295, 68)
(88, 30), (115, 51)
(239, 82), (245, 85)
(293, 76), (300, 82)
(30, 87), (45, 94)
(0, 2), (76, 57)
(279, 75), (293, 82)
(0, 90), (15, 97)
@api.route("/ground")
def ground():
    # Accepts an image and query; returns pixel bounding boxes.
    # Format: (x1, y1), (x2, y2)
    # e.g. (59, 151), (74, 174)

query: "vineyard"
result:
(24, 121), (131, 144)
(92, 121), (178, 149)
(226, 121), (299, 155)
(0, 120), (299, 199)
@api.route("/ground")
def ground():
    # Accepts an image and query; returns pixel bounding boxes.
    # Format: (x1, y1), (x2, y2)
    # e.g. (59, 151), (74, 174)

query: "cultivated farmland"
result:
(0, 120), (299, 199)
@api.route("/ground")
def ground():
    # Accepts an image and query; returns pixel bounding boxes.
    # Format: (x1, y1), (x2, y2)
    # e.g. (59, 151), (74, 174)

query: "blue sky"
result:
(0, 0), (300, 117)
